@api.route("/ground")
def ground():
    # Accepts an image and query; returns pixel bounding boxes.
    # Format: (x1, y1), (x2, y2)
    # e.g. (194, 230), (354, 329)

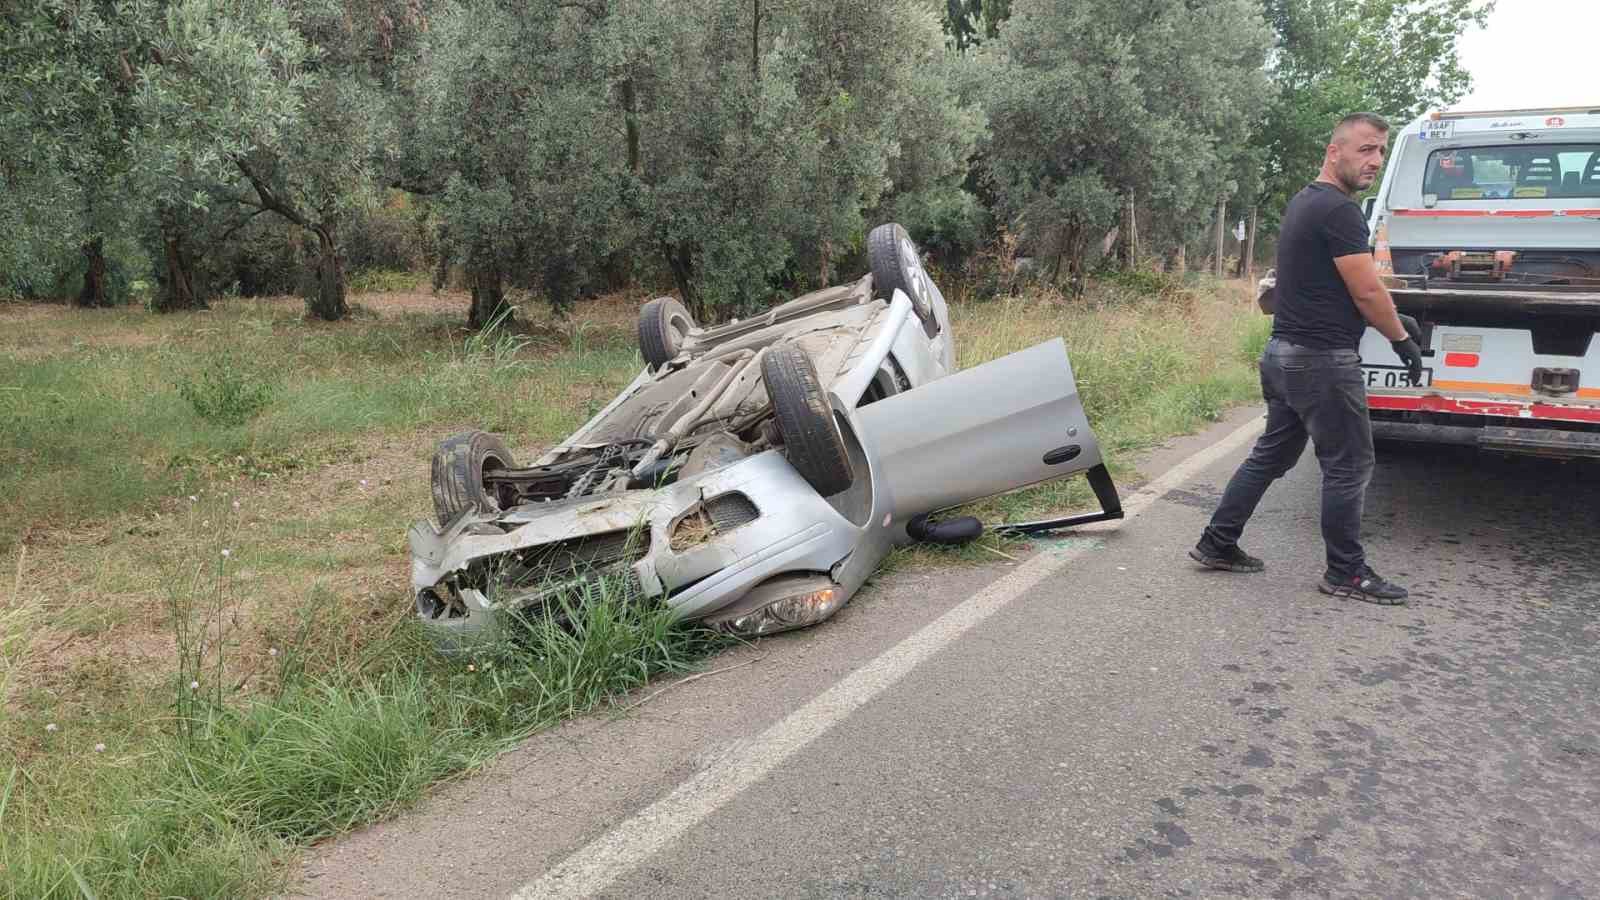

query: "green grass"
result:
(0, 299), (639, 552)
(3, 561), (721, 900)
(0, 276), (1267, 898)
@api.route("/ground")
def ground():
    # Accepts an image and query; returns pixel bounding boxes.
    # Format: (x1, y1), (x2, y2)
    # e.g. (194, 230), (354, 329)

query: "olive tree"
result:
(1257, 0), (1491, 224)
(0, 0), (159, 306)
(621, 0), (980, 316)
(978, 0), (1271, 285)
(412, 0), (631, 327)
(138, 0), (424, 320)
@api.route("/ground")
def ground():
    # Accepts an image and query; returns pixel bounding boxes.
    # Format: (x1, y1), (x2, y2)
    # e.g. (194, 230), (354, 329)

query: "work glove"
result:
(1391, 337), (1425, 386)
(1397, 313), (1423, 344)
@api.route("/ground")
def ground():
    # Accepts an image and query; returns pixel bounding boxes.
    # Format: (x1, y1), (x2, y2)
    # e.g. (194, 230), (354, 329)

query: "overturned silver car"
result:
(409, 223), (1121, 649)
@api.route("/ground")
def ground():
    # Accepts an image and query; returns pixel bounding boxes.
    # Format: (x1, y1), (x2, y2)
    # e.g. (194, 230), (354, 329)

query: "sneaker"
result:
(1188, 542), (1265, 573)
(1318, 566), (1409, 605)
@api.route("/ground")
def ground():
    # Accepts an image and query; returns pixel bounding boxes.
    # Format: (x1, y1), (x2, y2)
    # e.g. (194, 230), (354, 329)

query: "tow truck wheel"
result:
(867, 222), (938, 338)
(431, 430), (515, 525)
(639, 297), (695, 370)
(762, 345), (853, 497)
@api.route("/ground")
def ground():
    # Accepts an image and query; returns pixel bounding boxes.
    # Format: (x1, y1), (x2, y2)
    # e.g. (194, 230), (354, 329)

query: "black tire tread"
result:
(762, 346), (852, 497)
(866, 222), (937, 337)
(639, 297), (692, 369)
(866, 223), (906, 301)
(431, 430), (515, 525)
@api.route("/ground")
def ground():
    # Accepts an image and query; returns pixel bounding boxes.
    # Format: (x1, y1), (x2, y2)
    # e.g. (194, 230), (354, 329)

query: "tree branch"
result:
(233, 156), (308, 228)
(214, 206), (272, 244)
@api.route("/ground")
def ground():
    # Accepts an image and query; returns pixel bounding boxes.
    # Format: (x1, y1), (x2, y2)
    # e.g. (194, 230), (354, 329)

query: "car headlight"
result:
(726, 586), (843, 636)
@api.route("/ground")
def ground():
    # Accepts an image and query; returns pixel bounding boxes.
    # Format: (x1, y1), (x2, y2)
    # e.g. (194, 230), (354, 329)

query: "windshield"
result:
(1423, 143), (1600, 201)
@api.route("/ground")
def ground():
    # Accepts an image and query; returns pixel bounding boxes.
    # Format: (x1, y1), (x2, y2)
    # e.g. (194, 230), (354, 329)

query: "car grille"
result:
(467, 529), (652, 593)
(706, 492), (760, 530)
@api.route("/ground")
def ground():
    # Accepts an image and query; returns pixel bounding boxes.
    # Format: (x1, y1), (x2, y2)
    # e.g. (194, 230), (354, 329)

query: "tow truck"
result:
(1362, 105), (1600, 457)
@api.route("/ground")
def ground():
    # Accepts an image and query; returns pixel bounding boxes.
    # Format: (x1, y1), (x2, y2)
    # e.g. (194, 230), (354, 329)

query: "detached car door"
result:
(853, 338), (1108, 519)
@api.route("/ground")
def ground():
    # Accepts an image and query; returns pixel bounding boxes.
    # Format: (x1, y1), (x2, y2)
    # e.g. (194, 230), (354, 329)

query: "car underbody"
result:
(409, 224), (1120, 651)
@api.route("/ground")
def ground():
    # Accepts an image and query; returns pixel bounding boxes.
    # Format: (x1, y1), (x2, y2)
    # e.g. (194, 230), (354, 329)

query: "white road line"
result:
(511, 413), (1267, 899)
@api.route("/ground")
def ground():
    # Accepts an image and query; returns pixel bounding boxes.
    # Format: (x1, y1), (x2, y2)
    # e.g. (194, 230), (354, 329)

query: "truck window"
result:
(1423, 144), (1600, 201)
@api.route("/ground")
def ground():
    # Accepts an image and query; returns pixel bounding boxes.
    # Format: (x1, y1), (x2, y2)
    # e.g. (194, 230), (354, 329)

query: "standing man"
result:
(1188, 112), (1424, 605)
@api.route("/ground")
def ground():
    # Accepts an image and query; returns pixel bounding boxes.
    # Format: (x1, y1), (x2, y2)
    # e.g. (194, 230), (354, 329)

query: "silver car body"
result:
(409, 271), (1106, 648)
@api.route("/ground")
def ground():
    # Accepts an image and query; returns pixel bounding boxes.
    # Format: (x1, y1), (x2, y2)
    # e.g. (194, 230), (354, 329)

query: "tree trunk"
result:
(1125, 195), (1139, 269)
(1213, 197), (1227, 278)
(751, 0), (761, 82)
(621, 78), (642, 177)
(154, 215), (206, 313)
(1244, 205), (1259, 282)
(662, 242), (700, 318)
(76, 237), (108, 308)
(306, 222), (349, 321)
(467, 258), (509, 329)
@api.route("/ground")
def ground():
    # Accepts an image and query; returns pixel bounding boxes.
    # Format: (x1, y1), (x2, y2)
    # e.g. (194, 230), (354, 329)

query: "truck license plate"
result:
(1363, 365), (1432, 389)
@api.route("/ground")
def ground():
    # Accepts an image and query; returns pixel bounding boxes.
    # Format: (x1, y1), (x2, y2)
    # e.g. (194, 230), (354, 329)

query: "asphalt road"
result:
(296, 409), (1600, 899)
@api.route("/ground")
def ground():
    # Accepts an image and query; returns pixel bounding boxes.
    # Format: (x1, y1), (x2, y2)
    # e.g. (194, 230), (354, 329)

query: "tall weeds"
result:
(1, 495), (719, 899)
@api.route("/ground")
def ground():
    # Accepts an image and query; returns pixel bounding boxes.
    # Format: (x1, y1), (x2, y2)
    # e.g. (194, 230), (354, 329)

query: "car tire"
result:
(431, 430), (515, 525)
(762, 345), (853, 497)
(867, 222), (938, 338)
(638, 297), (695, 370)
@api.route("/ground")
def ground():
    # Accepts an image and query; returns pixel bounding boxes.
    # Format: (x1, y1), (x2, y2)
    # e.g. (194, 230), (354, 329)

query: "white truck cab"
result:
(1359, 105), (1600, 456)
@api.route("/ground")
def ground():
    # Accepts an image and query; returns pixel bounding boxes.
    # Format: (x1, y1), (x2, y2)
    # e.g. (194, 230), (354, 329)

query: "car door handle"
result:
(1043, 445), (1082, 465)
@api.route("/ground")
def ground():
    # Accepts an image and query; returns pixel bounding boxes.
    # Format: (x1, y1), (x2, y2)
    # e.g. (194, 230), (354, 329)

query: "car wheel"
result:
(638, 297), (695, 370)
(867, 222), (938, 338)
(431, 430), (515, 525)
(762, 345), (853, 497)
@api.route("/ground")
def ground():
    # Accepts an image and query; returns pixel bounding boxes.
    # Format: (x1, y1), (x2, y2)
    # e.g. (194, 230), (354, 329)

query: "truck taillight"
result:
(1445, 353), (1479, 368)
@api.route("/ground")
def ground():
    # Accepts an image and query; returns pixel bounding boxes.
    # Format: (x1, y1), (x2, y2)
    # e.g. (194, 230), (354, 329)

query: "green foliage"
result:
(347, 269), (428, 295)
(977, 0), (1273, 283)
(1258, 0), (1493, 220)
(176, 353), (278, 427)
(410, 0), (983, 322)
(1, 0), (1491, 311)
(940, 0), (1012, 50)
(1, 561), (720, 899)
(1239, 311), (1274, 364)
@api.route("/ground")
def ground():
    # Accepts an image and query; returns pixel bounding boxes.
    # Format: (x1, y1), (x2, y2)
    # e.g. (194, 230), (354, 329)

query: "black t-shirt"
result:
(1271, 182), (1371, 350)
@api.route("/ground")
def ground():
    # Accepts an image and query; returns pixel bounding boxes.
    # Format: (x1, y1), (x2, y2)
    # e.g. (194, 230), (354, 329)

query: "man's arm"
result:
(1332, 252), (1407, 341)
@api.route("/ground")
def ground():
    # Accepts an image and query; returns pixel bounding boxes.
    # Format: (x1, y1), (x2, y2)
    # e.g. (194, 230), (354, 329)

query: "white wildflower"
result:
(221, 549), (231, 558)
(45, 722), (58, 733)
(190, 681), (199, 690)
(94, 743), (106, 753)
(188, 495), (198, 502)
(232, 500), (240, 510)
(268, 647), (278, 658)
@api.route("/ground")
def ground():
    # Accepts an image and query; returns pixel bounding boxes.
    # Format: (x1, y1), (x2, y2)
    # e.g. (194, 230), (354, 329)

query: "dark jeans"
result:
(1202, 338), (1375, 579)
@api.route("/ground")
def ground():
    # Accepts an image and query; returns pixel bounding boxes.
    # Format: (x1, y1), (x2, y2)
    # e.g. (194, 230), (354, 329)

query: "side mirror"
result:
(1362, 197), (1377, 219)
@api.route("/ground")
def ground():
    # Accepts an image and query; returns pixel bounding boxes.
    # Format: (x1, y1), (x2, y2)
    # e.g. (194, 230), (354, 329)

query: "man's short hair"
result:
(1332, 112), (1391, 142)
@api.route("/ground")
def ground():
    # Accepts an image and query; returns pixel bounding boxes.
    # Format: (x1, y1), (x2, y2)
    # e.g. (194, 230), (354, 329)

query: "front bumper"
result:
(408, 449), (876, 650)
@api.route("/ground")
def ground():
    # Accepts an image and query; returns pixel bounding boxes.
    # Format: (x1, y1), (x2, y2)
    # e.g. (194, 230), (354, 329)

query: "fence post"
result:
(1244, 205), (1259, 282)
(1214, 197), (1227, 278)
